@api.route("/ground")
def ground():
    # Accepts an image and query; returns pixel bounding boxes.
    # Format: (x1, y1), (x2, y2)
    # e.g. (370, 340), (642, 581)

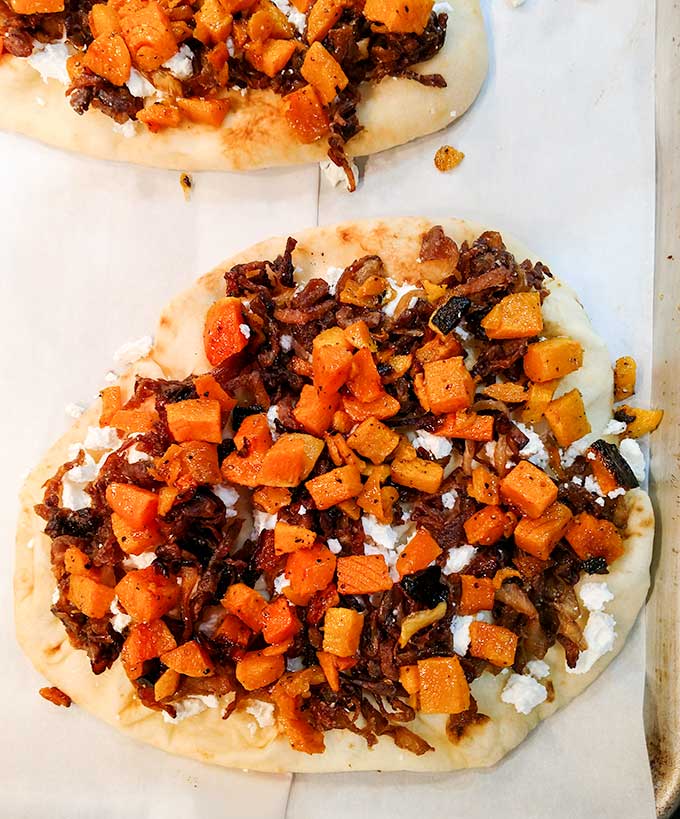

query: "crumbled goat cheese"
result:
(213, 484), (240, 516)
(433, 0), (454, 12)
(104, 371), (118, 384)
(65, 402), (85, 419)
(383, 279), (418, 318)
(595, 497), (605, 507)
(274, 574), (290, 594)
(27, 42), (70, 85)
(362, 516), (413, 579)
(127, 446), (152, 464)
(126, 69), (156, 98)
(239, 323), (251, 340)
(562, 435), (590, 467)
(84, 425), (121, 451)
(501, 674), (547, 715)
(271, 0), (306, 32)
(324, 266), (345, 296)
(298, 505), (307, 515)
(412, 430), (452, 460)
(61, 454), (99, 511)
(525, 659), (550, 680)
(110, 596), (132, 633)
(441, 490), (458, 509)
(443, 544), (477, 575)
(320, 158), (359, 191)
(571, 475), (583, 486)
(484, 441), (496, 461)
(583, 475), (603, 497)
(253, 510), (277, 535)
(327, 538), (342, 554)
(604, 419), (627, 436)
(280, 335), (293, 352)
(113, 120), (136, 138)
(113, 335), (153, 367)
(579, 581), (614, 611)
(286, 656), (305, 672)
(226, 37), (235, 57)
(620, 438), (646, 482)
(162, 695), (219, 724)
(567, 611), (617, 674)
(455, 325), (471, 341)
(515, 422), (549, 470)
(253, 574), (271, 600)
(51, 587), (61, 605)
(450, 610), (492, 655)
(162, 45), (194, 79)
(246, 701), (276, 731)
(266, 404), (280, 438)
(607, 487), (626, 499)
(123, 551), (157, 570)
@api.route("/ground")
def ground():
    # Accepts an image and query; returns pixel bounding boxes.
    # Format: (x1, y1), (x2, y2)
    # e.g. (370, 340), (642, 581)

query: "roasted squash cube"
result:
(565, 513), (624, 564)
(417, 656), (470, 714)
(513, 502), (573, 560)
(115, 566), (181, 622)
(613, 356), (636, 402)
(301, 41), (349, 105)
(469, 621), (518, 667)
(423, 356), (475, 415)
(305, 464), (363, 509)
(544, 388), (591, 447)
(363, 0), (433, 34)
(336, 555), (393, 594)
(481, 292), (543, 340)
(322, 607), (364, 657)
(347, 416), (400, 464)
(500, 460), (558, 519)
(284, 85), (330, 143)
(306, 0), (346, 42)
(523, 337), (583, 383)
(391, 457), (443, 494)
(458, 575), (495, 615)
(120, 1), (177, 71)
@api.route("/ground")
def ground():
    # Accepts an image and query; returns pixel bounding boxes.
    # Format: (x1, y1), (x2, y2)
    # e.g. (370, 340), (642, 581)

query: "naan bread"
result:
(0, 0), (487, 171)
(14, 217), (654, 771)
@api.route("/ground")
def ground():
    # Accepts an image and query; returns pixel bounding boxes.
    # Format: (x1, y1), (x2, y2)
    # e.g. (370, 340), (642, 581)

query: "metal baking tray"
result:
(646, 2), (679, 816)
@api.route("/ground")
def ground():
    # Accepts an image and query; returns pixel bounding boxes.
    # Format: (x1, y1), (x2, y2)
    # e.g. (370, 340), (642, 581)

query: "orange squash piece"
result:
(521, 380), (558, 425)
(115, 566), (181, 622)
(284, 545), (337, 605)
(262, 596), (302, 644)
(316, 650), (341, 692)
(111, 513), (162, 555)
(284, 85), (330, 143)
(258, 433), (324, 487)
(194, 0), (233, 43)
(342, 392), (401, 423)
(482, 382), (529, 403)
(399, 664), (420, 695)
(68, 575), (115, 619)
(469, 621), (518, 667)
(565, 513), (624, 563)
(274, 520), (317, 554)
(423, 356), (475, 415)
(417, 656), (470, 714)
(154, 668), (181, 700)
(500, 460), (558, 519)
(89, 4), (122, 37)
(391, 457), (443, 494)
(614, 356), (636, 402)
(99, 386), (122, 426)
(246, 38), (297, 77)
(459, 575), (495, 614)
(83, 32), (131, 85)
(203, 297), (249, 366)
(252, 486), (292, 514)
(481, 292), (543, 340)
(166, 398), (222, 443)
(312, 343), (353, 394)
(305, 464), (363, 510)
(293, 384), (339, 436)
(468, 464), (500, 505)
(513, 502), (573, 560)
(106, 482), (158, 528)
(322, 607), (364, 657)
(544, 388), (591, 447)
(396, 529), (441, 578)
(463, 506), (509, 546)
(110, 406), (159, 435)
(121, 620), (177, 679)
(222, 583), (267, 631)
(363, 0), (433, 34)
(306, 0), (345, 42)
(120, 1), (177, 71)
(435, 410), (494, 441)
(161, 640), (215, 677)
(336, 554), (393, 594)
(344, 319), (375, 351)
(346, 348), (384, 403)
(416, 335), (463, 366)
(523, 337), (583, 383)
(64, 546), (96, 578)
(176, 97), (230, 126)
(347, 416), (400, 464)
(137, 102), (182, 132)
(154, 441), (221, 490)
(215, 613), (252, 646)
(615, 405), (664, 439)
(9, 0), (63, 11)
(236, 651), (285, 690)
(221, 413), (273, 487)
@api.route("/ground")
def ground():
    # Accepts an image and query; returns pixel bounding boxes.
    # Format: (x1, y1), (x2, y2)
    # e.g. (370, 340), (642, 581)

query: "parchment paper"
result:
(291, 0), (656, 816)
(0, 0), (656, 815)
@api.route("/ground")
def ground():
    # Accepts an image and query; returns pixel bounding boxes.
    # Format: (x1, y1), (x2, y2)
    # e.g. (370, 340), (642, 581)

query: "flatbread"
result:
(14, 217), (654, 772)
(0, 0), (487, 171)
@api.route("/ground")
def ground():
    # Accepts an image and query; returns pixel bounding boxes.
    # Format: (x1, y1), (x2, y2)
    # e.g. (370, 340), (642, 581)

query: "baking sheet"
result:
(0, 0), (657, 815)
(291, 0), (657, 816)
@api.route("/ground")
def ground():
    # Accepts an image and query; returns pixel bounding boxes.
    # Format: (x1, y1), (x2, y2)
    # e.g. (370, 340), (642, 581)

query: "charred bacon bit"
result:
(39, 686), (72, 707)
(434, 145), (465, 172)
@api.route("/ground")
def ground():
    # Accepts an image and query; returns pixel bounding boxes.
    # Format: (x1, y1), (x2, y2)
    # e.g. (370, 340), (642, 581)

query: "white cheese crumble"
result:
(501, 673), (547, 715)
(213, 484), (240, 517)
(253, 574), (271, 600)
(286, 656), (305, 672)
(27, 41), (70, 85)
(579, 581), (614, 611)
(266, 404), (280, 438)
(525, 659), (550, 680)
(383, 278), (418, 318)
(567, 611), (617, 675)
(253, 510), (278, 536)
(226, 37), (235, 57)
(361, 515), (413, 580)
(162, 44), (194, 79)
(127, 446), (152, 464)
(298, 505), (307, 515)
(84, 425), (121, 451)
(126, 68), (156, 98)
(583, 475), (603, 497)
(271, 0), (306, 32)
(51, 587), (61, 605)
(441, 490), (458, 509)
(433, 0), (453, 11)
(62, 453), (99, 510)
(239, 323), (251, 340)
(608, 487), (626, 499)
(620, 438), (645, 482)
(455, 325), (471, 341)
(280, 334), (293, 352)
(324, 266), (345, 296)
(327, 538), (342, 554)
(443, 544), (477, 575)
(319, 158), (359, 192)
(245, 700), (276, 729)
(65, 402), (85, 419)
(110, 596), (132, 633)
(571, 475), (583, 486)
(113, 335), (153, 368)
(274, 573), (290, 594)
(412, 430), (452, 460)
(604, 419), (627, 435)
(112, 120), (136, 138)
(123, 551), (157, 570)
(515, 422), (549, 470)
(162, 694), (219, 724)
(562, 435), (590, 467)
(508, 0), (526, 6)
(450, 610), (492, 655)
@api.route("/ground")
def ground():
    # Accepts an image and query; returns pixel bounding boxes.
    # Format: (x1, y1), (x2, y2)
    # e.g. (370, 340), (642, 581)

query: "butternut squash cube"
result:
(176, 97), (230, 126)
(544, 388), (591, 447)
(83, 33), (131, 85)
(513, 502), (573, 560)
(306, 0), (346, 43)
(523, 337), (583, 383)
(614, 356), (636, 402)
(417, 656), (470, 714)
(616, 405), (664, 439)
(423, 356), (475, 415)
(305, 464), (363, 509)
(89, 4), (122, 37)
(9, 0), (63, 12)
(246, 39), (297, 77)
(137, 101), (182, 132)
(336, 555), (393, 594)
(458, 575), (495, 615)
(120, 1), (177, 72)
(284, 84), (330, 142)
(500, 460), (558, 519)
(274, 520), (317, 554)
(194, 0), (233, 43)
(301, 41), (349, 105)
(521, 380), (558, 425)
(363, 0), (433, 34)
(565, 513), (624, 564)
(347, 416), (400, 464)
(469, 621), (518, 667)
(322, 607), (364, 657)
(481, 292), (543, 340)
(391, 457), (443, 494)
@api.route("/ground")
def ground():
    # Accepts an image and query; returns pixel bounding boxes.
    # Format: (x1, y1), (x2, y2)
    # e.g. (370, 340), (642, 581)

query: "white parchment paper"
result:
(0, 0), (655, 815)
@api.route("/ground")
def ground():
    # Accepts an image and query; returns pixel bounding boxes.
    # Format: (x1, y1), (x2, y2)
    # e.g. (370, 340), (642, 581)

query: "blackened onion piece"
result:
(589, 439), (639, 489)
(400, 567), (448, 607)
(431, 296), (471, 334)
